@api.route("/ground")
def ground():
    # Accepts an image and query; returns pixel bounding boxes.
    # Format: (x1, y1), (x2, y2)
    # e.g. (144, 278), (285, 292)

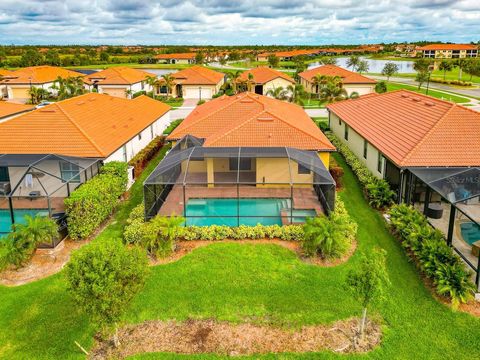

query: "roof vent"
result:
(257, 116), (274, 121)
(39, 109), (56, 113)
(76, 101), (85, 105)
(412, 97), (421, 102)
(88, 97), (96, 102)
(400, 94), (409, 98)
(240, 99), (254, 103)
(424, 101), (435, 107)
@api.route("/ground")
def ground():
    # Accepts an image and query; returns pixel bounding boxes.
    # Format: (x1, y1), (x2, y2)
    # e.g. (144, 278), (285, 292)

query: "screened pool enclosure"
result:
(144, 135), (336, 226)
(0, 154), (101, 243)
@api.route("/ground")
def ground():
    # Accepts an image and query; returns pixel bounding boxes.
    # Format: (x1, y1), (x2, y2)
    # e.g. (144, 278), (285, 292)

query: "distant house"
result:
(83, 67), (156, 98)
(298, 65), (376, 97)
(327, 90), (480, 197)
(0, 102), (34, 123)
(0, 93), (171, 236)
(155, 53), (197, 64)
(0, 66), (84, 102)
(162, 66), (225, 99)
(256, 49), (319, 62)
(238, 67), (295, 96)
(417, 44), (478, 59)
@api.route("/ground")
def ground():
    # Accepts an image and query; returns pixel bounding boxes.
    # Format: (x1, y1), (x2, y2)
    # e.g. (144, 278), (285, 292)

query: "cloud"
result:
(0, 0), (477, 45)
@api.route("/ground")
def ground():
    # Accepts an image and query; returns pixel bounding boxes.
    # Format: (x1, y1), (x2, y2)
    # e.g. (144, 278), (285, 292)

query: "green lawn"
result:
(386, 82), (471, 103)
(1, 152), (480, 359)
(158, 97), (184, 109)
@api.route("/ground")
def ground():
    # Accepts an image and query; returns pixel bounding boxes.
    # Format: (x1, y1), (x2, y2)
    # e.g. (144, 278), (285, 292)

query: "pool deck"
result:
(158, 185), (324, 221)
(0, 196), (65, 213)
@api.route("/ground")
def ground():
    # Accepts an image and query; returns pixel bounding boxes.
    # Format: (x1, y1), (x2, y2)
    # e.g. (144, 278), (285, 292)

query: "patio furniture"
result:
(426, 203), (443, 219)
(0, 182), (11, 196)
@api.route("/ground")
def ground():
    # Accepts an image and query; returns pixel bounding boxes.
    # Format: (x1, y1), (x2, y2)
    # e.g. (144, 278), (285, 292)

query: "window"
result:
(150, 125), (154, 139)
(60, 162), (80, 183)
(141, 81), (144, 90)
(122, 145), (127, 162)
(363, 139), (368, 159)
(138, 132), (142, 141)
(229, 158), (251, 171)
(0, 167), (9, 182)
(344, 124), (349, 140)
(377, 152), (384, 173)
(338, 118), (342, 126)
(298, 163), (310, 174)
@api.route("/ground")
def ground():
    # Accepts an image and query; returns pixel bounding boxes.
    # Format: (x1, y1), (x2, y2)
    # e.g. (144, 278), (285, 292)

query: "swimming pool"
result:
(0, 209), (49, 237)
(185, 198), (316, 226)
(460, 222), (480, 245)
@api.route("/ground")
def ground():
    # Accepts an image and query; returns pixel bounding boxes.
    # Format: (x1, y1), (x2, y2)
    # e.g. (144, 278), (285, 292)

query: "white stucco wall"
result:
(95, 81), (152, 98)
(263, 78), (295, 95)
(329, 111), (385, 179)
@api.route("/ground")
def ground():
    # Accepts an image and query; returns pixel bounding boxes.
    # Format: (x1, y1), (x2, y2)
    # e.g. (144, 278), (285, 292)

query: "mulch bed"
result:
(90, 318), (381, 359)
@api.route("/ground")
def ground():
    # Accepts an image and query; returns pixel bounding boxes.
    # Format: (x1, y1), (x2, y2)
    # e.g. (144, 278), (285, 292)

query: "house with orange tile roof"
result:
(299, 64), (376, 97)
(0, 101), (34, 122)
(145, 92), (337, 223)
(0, 66), (84, 102)
(327, 89), (480, 199)
(164, 66), (225, 99)
(83, 67), (157, 98)
(155, 52), (197, 64)
(238, 67), (295, 96)
(256, 49), (320, 62)
(417, 44), (478, 59)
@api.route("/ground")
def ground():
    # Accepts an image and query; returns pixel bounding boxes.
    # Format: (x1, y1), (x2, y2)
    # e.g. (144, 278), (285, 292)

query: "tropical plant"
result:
(346, 55), (360, 71)
(320, 57), (337, 65)
(226, 70), (243, 94)
(311, 74), (330, 98)
(375, 81), (387, 93)
(1, 215), (58, 268)
(413, 58), (432, 73)
(438, 60), (453, 81)
(161, 74), (176, 99)
(356, 60), (369, 74)
(65, 239), (149, 346)
(319, 81), (349, 104)
(51, 76), (86, 100)
(140, 216), (185, 258)
(286, 83), (306, 105)
(434, 262), (476, 309)
(27, 86), (50, 104)
(266, 86), (289, 100)
(365, 179), (396, 209)
(345, 248), (390, 340)
(381, 62), (399, 81)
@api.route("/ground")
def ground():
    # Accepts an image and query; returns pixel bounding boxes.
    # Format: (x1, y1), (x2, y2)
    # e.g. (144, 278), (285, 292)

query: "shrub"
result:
(375, 81), (387, 93)
(327, 132), (395, 209)
(65, 239), (149, 343)
(388, 204), (475, 306)
(329, 158), (344, 188)
(128, 136), (165, 176)
(132, 90), (147, 98)
(163, 119), (183, 135)
(141, 216), (185, 258)
(197, 99), (206, 105)
(429, 77), (472, 87)
(302, 197), (357, 258)
(0, 215), (58, 269)
(65, 162), (128, 240)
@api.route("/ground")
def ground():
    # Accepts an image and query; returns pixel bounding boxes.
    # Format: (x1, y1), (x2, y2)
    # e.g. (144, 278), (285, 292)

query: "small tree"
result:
(415, 71), (430, 90)
(356, 60), (369, 74)
(65, 239), (149, 347)
(195, 51), (205, 64)
(438, 60), (453, 80)
(381, 62), (399, 81)
(375, 81), (387, 93)
(267, 54), (280, 68)
(345, 248), (390, 340)
(99, 51), (110, 62)
(142, 215), (184, 258)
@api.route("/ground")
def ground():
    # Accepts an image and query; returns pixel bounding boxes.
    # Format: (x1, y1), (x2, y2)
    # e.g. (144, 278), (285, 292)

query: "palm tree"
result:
(145, 75), (162, 97)
(227, 70), (243, 94)
(266, 86), (288, 100)
(160, 74), (176, 99)
(286, 84), (306, 106)
(356, 60), (369, 74)
(311, 74), (329, 98)
(28, 86), (50, 104)
(245, 72), (255, 92)
(52, 76), (85, 100)
(346, 55), (360, 71)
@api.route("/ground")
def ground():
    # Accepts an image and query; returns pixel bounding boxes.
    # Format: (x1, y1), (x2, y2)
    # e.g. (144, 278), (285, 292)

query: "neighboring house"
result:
(298, 65), (376, 97)
(0, 66), (84, 102)
(256, 49), (319, 62)
(0, 93), (171, 235)
(155, 53), (197, 64)
(327, 89), (480, 199)
(145, 92), (336, 224)
(417, 44), (478, 59)
(0, 102), (34, 123)
(83, 67), (156, 98)
(163, 66), (225, 99)
(238, 67), (295, 96)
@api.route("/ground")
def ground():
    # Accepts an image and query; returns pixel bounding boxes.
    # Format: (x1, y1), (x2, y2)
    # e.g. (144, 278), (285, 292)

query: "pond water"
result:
(308, 57), (415, 74)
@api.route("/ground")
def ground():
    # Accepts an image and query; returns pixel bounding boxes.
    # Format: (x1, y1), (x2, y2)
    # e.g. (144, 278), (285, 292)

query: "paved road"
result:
(305, 108), (328, 117)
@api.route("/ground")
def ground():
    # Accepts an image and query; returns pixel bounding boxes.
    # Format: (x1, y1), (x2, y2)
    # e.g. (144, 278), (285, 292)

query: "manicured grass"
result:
(386, 82), (471, 103)
(302, 97), (326, 108)
(1, 152), (480, 359)
(158, 97), (184, 109)
(311, 116), (329, 129)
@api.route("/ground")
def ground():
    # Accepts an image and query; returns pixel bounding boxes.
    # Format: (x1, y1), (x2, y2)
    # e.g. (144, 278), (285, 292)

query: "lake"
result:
(308, 57), (415, 74)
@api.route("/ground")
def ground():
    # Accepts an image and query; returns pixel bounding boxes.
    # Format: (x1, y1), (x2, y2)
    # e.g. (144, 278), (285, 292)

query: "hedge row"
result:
(388, 204), (475, 307)
(326, 132), (395, 209)
(429, 77), (472, 87)
(65, 161), (128, 240)
(128, 136), (165, 176)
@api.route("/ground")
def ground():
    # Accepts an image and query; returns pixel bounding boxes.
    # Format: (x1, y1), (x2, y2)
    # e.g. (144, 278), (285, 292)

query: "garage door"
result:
(11, 87), (30, 100)
(102, 87), (128, 98)
(184, 87), (212, 99)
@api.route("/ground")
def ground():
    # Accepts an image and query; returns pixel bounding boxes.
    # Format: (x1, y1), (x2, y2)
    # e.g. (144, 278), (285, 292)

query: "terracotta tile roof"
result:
(257, 50), (319, 58)
(327, 90), (480, 167)
(417, 44), (478, 51)
(298, 65), (376, 84)
(0, 93), (170, 158)
(84, 67), (156, 85)
(171, 66), (225, 85)
(239, 67), (295, 85)
(0, 101), (34, 120)
(168, 92), (334, 151)
(0, 69), (13, 77)
(155, 53), (196, 60)
(1, 66), (84, 84)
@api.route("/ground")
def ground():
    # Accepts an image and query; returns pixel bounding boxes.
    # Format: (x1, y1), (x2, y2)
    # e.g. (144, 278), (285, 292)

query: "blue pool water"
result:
(0, 209), (49, 237)
(460, 222), (480, 245)
(185, 198), (316, 226)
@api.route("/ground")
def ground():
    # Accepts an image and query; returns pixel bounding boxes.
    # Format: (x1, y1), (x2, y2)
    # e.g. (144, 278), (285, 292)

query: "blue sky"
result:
(0, 0), (478, 45)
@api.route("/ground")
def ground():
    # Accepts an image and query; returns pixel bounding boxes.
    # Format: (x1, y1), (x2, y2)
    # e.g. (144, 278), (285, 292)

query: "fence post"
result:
(447, 205), (456, 247)
(476, 255), (480, 293)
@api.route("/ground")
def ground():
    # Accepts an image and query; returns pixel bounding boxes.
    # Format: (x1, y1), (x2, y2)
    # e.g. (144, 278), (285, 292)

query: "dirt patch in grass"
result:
(90, 318), (381, 359)
(150, 239), (356, 267)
